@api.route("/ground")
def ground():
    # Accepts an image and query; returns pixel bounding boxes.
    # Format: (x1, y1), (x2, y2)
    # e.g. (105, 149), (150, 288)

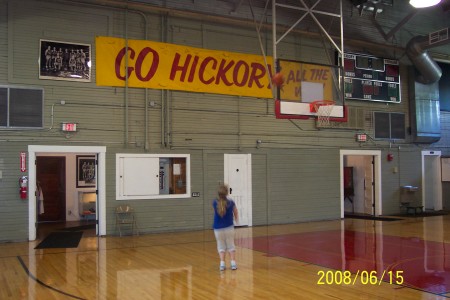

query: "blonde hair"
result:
(217, 184), (229, 217)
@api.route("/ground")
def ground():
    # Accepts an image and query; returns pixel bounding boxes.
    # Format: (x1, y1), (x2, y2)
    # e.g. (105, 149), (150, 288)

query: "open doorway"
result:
(35, 154), (98, 239)
(340, 150), (382, 218)
(28, 145), (106, 241)
(36, 156), (66, 226)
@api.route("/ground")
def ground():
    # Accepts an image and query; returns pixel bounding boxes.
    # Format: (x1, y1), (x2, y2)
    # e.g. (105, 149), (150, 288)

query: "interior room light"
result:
(82, 192), (96, 203)
(410, 0), (441, 8)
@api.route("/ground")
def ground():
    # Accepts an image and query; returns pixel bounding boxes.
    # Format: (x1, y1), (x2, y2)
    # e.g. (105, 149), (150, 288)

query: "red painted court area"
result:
(237, 230), (450, 295)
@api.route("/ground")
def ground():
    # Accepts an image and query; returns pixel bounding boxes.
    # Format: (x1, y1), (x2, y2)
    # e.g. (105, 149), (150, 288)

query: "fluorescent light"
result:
(410, 0), (441, 8)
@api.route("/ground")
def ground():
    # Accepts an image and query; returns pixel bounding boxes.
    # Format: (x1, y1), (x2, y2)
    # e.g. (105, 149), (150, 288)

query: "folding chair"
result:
(115, 205), (139, 236)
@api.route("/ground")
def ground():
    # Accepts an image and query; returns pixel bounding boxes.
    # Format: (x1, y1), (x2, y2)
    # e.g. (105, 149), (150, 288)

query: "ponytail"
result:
(216, 184), (229, 217)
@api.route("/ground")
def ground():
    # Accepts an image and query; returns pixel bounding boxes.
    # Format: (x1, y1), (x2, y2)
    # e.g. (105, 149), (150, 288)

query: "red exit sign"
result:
(61, 122), (77, 132)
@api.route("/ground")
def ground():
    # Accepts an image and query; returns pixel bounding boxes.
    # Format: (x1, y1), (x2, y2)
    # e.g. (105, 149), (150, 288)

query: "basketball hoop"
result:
(309, 100), (336, 127)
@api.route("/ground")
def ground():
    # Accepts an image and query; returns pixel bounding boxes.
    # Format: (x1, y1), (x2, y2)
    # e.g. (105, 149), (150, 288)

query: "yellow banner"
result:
(96, 36), (273, 98)
(279, 60), (335, 102)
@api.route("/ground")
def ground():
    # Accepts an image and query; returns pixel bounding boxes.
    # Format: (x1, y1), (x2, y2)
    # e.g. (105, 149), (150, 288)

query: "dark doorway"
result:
(36, 156), (66, 222)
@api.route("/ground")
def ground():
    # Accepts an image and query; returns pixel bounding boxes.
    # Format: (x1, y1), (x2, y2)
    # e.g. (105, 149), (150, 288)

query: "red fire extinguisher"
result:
(19, 176), (28, 200)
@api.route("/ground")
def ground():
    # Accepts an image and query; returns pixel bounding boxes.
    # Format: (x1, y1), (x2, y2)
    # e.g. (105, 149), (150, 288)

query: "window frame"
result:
(116, 153), (191, 200)
(0, 85), (44, 129)
(373, 111), (406, 140)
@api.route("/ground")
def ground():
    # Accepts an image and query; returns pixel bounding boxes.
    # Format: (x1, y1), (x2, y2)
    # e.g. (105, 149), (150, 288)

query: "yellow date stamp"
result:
(317, 270), (404, 285)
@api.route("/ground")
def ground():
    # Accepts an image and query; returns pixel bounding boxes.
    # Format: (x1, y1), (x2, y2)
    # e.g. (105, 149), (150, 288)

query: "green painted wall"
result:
(0, 0), (449, 242)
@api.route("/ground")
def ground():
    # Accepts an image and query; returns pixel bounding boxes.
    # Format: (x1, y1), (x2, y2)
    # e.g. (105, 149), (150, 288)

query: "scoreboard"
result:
(342, 53), (401, 103)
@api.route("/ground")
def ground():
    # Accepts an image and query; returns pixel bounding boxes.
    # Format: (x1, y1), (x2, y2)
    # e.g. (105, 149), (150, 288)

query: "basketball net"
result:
(311, 100), (335, 127)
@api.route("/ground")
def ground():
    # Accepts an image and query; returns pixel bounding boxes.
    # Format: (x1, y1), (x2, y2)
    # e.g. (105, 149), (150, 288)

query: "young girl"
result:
(212, 184), (239, 271)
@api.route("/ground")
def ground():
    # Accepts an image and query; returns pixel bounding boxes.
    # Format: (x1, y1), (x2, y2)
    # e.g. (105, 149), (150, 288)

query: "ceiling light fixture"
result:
(410, 0), (442, 8)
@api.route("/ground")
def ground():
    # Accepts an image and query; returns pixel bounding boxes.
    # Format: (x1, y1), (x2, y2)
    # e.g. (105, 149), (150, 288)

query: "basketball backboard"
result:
(274, 59), (346, 122)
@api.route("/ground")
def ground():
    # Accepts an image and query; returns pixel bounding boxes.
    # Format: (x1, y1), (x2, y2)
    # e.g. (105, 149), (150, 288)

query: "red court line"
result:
(236, 230), (450, 295)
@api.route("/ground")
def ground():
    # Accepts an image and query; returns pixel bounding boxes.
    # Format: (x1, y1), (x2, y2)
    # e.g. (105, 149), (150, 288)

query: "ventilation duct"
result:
(406, 28), (449, 84)
(407, 28), (448, 143)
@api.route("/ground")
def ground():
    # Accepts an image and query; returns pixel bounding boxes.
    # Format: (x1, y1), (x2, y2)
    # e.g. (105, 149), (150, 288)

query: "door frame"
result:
(224, 154), (252, 227)
(340, 150), (382, 218)
(28, 145), (106, 241)
(421, 150), (442, 211)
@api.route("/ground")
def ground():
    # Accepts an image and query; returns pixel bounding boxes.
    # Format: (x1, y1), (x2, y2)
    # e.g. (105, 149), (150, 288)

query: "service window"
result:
(116, 154), (190, 200)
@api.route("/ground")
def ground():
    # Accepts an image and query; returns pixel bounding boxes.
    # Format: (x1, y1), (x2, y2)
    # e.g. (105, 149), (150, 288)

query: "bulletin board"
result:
(441, 157), (450, 181)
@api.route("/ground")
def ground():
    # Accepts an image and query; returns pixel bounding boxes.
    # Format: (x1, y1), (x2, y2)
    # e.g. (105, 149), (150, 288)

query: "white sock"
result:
(220, 261), (225, 266)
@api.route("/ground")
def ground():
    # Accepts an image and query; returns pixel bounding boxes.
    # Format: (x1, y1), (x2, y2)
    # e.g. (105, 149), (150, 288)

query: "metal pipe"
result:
(124, 8), (129, 146)
(161, 91), (165, 148)
(47, 104), (56, 131)
(406, 28), (449, 84)
(406, 36), (442, 84)
(161, 14), (168, 148)
(247, 0), (273, 96)
(272, 0), (277, 66)
(339, 0), (344, 104)
(132, 10), (150, 151)
(167, 90), (171, 148)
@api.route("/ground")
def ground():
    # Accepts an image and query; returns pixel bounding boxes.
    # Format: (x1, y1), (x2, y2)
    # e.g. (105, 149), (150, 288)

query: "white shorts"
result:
(214, 226), (235, 253)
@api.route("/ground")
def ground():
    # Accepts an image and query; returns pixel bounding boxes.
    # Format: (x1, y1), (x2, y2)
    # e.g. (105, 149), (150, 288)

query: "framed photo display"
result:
(76, 155), (96, 188)
(39, 39), (91, 82)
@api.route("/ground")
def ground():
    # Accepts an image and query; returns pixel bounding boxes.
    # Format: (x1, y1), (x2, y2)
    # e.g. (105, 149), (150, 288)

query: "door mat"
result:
(345, 214), (403, 221)
(35, 231), (83, 249)
(394, 211), (450, 218)
(59, 224), (95, 232)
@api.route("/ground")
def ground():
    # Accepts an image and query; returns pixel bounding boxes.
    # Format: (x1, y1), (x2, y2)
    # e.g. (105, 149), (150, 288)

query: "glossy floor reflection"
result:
(1, 216), (450, 299)
(237, 230), (450, 294)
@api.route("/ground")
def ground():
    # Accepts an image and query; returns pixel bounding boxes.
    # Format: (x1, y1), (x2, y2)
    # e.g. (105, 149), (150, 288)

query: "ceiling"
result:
(59, 0), (450, 59)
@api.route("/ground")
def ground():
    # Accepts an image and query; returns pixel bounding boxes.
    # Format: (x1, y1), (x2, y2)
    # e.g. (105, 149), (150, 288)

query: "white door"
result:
(423, 152), (442, 211)
(224, 154), (252, 227)
(364, 156), (374, 215)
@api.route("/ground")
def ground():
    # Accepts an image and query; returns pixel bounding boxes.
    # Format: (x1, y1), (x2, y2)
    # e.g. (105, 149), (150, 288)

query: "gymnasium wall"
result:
(0, 142), (29, 241)
(0, 0), (448, 241)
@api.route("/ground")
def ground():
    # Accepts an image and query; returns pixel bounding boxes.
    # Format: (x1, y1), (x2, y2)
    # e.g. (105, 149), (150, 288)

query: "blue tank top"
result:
(212, 199), (235, 229)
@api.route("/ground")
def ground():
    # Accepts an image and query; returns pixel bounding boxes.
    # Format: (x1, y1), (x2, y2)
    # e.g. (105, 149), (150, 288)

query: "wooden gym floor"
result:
(1, 215), (450, 299)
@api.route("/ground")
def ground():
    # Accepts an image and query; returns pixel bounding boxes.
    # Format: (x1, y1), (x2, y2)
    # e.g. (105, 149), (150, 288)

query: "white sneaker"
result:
(231, 262), (237, 270)
(220, 262), (226, 271)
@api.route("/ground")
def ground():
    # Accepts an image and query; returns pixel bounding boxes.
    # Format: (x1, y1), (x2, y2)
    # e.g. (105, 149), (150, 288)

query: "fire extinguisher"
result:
(19, 176), (28, 200)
